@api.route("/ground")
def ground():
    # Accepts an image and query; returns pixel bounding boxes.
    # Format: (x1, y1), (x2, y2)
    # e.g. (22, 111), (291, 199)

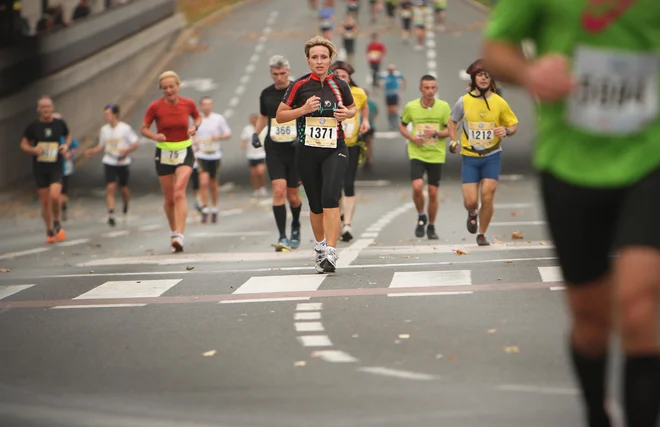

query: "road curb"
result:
(461, 0), (490, 14)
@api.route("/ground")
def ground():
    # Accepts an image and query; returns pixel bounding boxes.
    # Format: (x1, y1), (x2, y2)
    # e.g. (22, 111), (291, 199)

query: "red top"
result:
(143, 97), (200, 142)
(366, 42), (386, 64)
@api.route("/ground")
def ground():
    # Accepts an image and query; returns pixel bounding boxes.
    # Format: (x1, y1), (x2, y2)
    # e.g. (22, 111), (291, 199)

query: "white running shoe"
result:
(322, 247), (337, 273)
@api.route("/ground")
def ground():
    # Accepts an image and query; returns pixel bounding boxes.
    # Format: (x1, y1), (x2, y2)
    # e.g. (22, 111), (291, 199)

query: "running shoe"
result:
(341, 224), (353, 242)
(315, 248), (326, 274)
(276, 237), (291, 252)
(467, 212), (478, 234)
(54, 221), (66, 242)
(415, 215), (427, 238)
(45, 230), (56, 244)
(108, 216), (116, 227)
(427, 224), (439, 240)
(321, 247), (337, 273)
(477, 234), (490, 246)
(290, 226), (301, 249)
(171, 236), (184, 253)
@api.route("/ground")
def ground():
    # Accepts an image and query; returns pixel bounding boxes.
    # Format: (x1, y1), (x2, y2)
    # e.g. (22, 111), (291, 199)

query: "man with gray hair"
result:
(252, 55), (303, 252)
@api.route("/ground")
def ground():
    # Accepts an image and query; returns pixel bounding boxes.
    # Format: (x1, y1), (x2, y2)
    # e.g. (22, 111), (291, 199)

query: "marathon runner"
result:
(318, 0), (335, 40)
(329, 60), (371, 242)
(338, 13), (359, 65)
(241, 113), (267, 197)
(252, 55), (303, 251)
(20, 96), (70, 243)
(483, 1), (660, 426)
(84, 104), (139, 227)
(276, 36), (356, 273)
(448, 59), (518, 246)
(366, 33), (386, 90)
(377, 63), (406, 131)
(433, 0), (446, 31)
(399, 0), (413, 43)
(362, 89), (378, 172)
(52, 112), (78, 223)
(385, 0), (398, 24)
(398, 74), (451, 240)
(412, 0), (429, 51)
(193, 96), (231, 224)
(141, 70), (201, 253)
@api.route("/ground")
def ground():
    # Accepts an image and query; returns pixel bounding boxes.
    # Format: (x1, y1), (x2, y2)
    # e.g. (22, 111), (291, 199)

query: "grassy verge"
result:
(177, 0), (243, 24)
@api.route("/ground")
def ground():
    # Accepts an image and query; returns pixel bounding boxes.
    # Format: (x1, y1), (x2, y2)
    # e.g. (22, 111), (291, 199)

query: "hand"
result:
(493, 127), (507, 138)
(304, 96), (321, 114)
(359, 120), (371, 135)
(188, 126), (197, 136)
(333, 106), (351, 121)
(412, 136), (425, 146)
(449, 140), (460, 154)
(422, 126), (436, 139)
(85, 148), (94, 158)
(33, 146), (43, 156)
(212, 134), (220, 141)
(251, 133), (262, 148)
(118, 149), (129, 158)
(64, 151), (72, 160)
(58, 144), (69, 154)
(522, 53), (577, 102)
(155, 133), (167, 142)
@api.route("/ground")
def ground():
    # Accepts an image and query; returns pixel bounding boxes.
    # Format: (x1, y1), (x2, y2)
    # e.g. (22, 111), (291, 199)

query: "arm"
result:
(140, 104), (165, 142)
(216, 116), (232, 140)
(276, 102), (310, 123)
(255, 114), (268, 134)
(20, 137), (39, 156)
(448, 120), (459, 142)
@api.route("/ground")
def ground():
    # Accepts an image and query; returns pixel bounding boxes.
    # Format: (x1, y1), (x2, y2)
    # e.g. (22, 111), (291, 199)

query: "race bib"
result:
(414, 123), (440, 145)
(37, 142), (58, 163)
(160, 148), (187, 165)
(368, 50), (382, 61)
(567, 45), (659, 136)
(342, 116), (358, 140)
(400, 9), (412, 18)
(467, 122), (496, 149)
(321, 19), (332, 28)
(270, 119), (297, 142)
(105, 138), (120, 156)
(305, 117), (338, 148)
(198, 138), (217, 153)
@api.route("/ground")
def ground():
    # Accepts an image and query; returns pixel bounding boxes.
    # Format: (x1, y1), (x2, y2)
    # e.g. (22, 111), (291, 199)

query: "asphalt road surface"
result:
(0, 1), (599, 426)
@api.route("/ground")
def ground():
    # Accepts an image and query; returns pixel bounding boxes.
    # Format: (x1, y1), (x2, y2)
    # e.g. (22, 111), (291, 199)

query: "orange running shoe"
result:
(46, 231), (56, 244)
(55, 228), (66, 242)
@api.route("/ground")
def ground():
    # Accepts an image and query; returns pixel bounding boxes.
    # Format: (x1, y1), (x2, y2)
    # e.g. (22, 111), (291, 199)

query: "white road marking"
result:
(296, 302), (323, 311)
(228, 97), (240, 108)
(219, 208), (243, 216)
(495, 203), (535, 209)
(57, 238), (90, 247)
(138, 224), (163, 231)
(297, 335), (333, 347)
(239, 75), (250, 85)
(490, 220), (547, 226)
(427, 60), (437, 70)
(426, 39), (436, 49)
(426, 50), (436, 59)
(53, 279), (181, 309)
(218, 181), (235, 191)
(0, 284), (34, 300)
(250, 53), (260, 63)
(191, 231), (270, 237)
(254, 43), (264, 53)
(295, 312), (321, 320)
(388, 270), (472, 297)
(257, 198), (272, 206)
(102, 230), (130, 238)
(235, 85), (246, 95)
(361, 233), (379, 238)
(495, 384), (578, 396)
(295, 322), (325, 332)
(374, 131), (400, 139)
(221, 274), (327, 304)
(223, 109), (234, 118)
(337, 203), (414, 267)
(355, 179), (391, 187)
(499, 174), (526, 181)
(363, 241), (554, 255)
(258, 35), (267, 44)
(312, 350), (358, 363)
(538, 266), (563, 282)
(0, 247), (50, 260)
(358, 367), (436, 381)
(245, 64), (255, 73)
(550, 286), (566, 291)
(54, 303), (145, 309)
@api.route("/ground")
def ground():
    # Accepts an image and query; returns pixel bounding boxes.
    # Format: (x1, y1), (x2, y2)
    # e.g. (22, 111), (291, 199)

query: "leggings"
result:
(343, 145), (360, 197)
(296, 143), (348, 214)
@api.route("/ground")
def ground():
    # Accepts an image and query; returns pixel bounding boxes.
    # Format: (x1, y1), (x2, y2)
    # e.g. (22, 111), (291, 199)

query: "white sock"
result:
(314, 239), (326, 252)
(211, 206), (219, 214)
(470, 209), (478, 216)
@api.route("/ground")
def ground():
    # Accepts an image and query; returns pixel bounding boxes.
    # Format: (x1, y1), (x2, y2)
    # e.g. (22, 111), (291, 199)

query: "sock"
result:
(171, 231), (178, 238)
(624, 354), (660, 427)
(53, 220), (61, 231)
(470, 209), (478, 216)
(108, 209), (114, 216)
(273, 204), (287, 238)
(315, 239), (326, 252)
(122, 203), (128, 214)
(211, 206), (219, 214)
(418, 213), (427, 224)
(290, 204), (301, 228)
(388, 112), (398, 129)
(62, 203), (67, 211)
(570, 343), (611, 427)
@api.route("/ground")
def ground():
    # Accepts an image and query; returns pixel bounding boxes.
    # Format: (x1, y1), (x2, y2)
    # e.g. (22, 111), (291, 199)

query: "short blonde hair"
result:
(304, 36), (337, 59)
(158, 70), (181, 87)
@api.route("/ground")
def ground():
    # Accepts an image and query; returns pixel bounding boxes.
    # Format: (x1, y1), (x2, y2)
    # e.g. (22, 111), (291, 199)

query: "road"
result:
(0, 0), (592, 426)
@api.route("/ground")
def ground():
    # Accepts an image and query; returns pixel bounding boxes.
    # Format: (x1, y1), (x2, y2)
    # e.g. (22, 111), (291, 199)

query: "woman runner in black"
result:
(276, 36), (356, 273)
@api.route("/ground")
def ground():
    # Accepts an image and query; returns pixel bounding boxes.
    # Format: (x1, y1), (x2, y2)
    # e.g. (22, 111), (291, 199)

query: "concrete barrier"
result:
(0, 12), (186, 190)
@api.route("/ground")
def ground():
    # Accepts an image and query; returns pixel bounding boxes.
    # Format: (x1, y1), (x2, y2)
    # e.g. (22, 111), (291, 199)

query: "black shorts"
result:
(104, 164), (130, 187)
(198, 158), (221, 179)
(61, 175), (70, 195)
(385, 94), (399, 106)
(296, 143), (348, 214)
(402, 17), (412, 30)
(33, 166), (62, 189)
(249, 158), (266, 168)
(154, 146), (195, 177)
(410, 159), (442, 186)
(363, 127), (375, 138)
(191, 167), (200, 191)
(541, 168), (660, 286)
(266, 148), (300, 188)
(386, 2), (396, 16)
(343, 38), (355, 55)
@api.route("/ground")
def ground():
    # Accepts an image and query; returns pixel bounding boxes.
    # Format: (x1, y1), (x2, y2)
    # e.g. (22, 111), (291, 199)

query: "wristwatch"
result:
(504, 127), (511, 136)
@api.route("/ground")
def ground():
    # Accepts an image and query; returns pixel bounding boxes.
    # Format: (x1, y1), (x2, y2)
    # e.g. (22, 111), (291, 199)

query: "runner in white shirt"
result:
(241, 113), (267, 197)
(193, 96), (231, 224)
(85, 104), (139, 227)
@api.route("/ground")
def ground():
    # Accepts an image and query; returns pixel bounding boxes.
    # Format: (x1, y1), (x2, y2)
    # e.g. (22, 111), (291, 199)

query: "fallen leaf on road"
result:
(512, 231), (524, 239)
(448, 355), (457, 361)
(504, 346), (520, 354)
(294, 360), (307, 367)
(368, 281), (377, 285)
(487, 329), (497, 333)
(398, 334), (410, 339)
(497, 278), (502, 281)
(540, 241), (547, 246)
(89, 270), (95, 274)
(0, 268), (10, 273)
(505, 260), (512, 264)
(455, 249), (469, 255)
(510, 211), (519, 217)
(202, 350), (217, 357)
(186, 266), (195, 270)
(352, 334), (359, 338)
(436, 353), (444, 359)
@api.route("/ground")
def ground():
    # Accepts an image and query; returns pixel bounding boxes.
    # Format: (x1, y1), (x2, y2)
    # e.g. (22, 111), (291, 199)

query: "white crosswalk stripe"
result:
(0, 284), (35, 300)
(52, 279), (182, 309)
(388, 270), (472, 297)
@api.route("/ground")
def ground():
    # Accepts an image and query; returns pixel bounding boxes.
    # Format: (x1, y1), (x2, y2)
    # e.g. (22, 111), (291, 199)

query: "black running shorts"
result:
(104, 164), (130, 187)
(266, 147), (300, 188)
(410, 159), (442, 187)
(154, 146), (195, 177)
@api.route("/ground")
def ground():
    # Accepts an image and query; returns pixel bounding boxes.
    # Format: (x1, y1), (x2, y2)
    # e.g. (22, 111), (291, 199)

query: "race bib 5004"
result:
(567, 45), (659, 136)
(305, 117), (338, 148)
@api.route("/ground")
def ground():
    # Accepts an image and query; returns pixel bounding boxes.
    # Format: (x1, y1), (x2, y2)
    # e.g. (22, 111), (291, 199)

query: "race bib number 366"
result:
(305, 117), (338, 148)
(37, 142), (59, 163)
(567, 46), (659, 136)
(160, 148), (187, 165)
(270, 118), (297, 142)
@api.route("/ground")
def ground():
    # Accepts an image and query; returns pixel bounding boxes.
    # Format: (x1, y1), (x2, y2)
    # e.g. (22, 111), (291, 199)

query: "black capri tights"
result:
(297, 144), (349, 214)
(343, 145), (360, 197)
